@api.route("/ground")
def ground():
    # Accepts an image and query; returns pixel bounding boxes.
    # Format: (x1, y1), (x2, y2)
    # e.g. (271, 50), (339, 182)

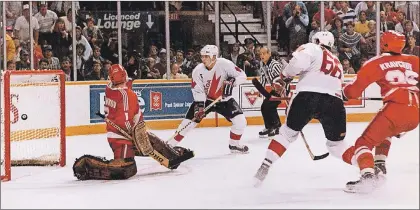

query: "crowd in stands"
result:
(1, 1), (419, 80)
(271, 1), (419, 73)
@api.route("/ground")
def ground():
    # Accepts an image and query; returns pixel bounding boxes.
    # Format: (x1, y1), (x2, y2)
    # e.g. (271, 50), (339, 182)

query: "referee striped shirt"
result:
(260, 58), (284, 86)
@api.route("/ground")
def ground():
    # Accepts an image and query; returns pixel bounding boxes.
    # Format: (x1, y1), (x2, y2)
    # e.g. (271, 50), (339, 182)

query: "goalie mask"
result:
(108, 64), (128, 85)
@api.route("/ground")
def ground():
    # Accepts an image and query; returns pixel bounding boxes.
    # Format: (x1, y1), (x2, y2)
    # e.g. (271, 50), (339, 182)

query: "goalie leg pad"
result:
(73, 155), (137, 180)
(133, 121), (154, 155)
(148, 132), (195, 169)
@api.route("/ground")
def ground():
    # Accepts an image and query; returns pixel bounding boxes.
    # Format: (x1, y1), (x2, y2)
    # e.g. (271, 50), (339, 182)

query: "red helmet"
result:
(108, 64), (127, 85)
(380, 30), (406, 54)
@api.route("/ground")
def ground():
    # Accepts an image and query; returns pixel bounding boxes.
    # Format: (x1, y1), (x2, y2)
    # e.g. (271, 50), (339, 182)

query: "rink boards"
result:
(45, 75), (382, 136)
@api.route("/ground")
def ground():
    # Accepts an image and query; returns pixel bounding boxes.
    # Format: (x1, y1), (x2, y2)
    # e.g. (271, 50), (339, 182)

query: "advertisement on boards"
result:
(89, 83), (193, 123)
(239, 78), (365, 111)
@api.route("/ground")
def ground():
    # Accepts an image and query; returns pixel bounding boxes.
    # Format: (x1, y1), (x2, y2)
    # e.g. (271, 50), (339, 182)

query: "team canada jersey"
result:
(344, 53), (419, 106)
(104, 79), (142, 140)
(283, 43), (344, 99)
(191, 58), (247, 101)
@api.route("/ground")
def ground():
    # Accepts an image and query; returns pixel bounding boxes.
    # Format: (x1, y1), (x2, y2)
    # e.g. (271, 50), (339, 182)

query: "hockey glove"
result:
(193, 102), (206, 123)
(223, 77), (236, 98)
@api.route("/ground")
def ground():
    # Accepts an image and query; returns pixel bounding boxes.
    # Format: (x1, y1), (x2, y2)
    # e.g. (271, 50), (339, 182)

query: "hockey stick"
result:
(357, 97), (383, 101)
(167, 96), (223, 141)
(283, 100), (329, 161)
(96, 112), (182, 169)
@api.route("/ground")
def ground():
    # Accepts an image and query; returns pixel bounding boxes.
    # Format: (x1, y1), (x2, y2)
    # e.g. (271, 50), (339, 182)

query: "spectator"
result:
(283, 1), (308, 20)
(226, 42), (240, 66)
(124, 50), (141, 79)
(336, 1), (357, 27)
(38, 58), (50, 70)
(5, 26), (16, 62)
(285, 3), (309, 52)
(175, 50), (184, 67)
(144, 58), (161, 79)
(162, 63), (188, 79)
(7, 61), (16, 70)
(379, 11), (395, 32)
(100, 31), (119, 64)
(74, 26), (92, 61)
(147, 44), (159, 62)
(5, 1), (22, 27)
(342, 58), (356, 74)
(181, 48), (196, 77)
(403, 20), (420, 46)
(14, 4), (40, 48)
(86, 45), (105, 73)
(61, 8), (74, 33)
(309, 19), (321, 43)
(313, 2), (336, 28)
(237, 38), (259, 76)
(16, 50), (31, 70)
(383, 2), (398, 24)
(34, 2), (58, 46)
(332, 1), (342, 14)
(51, 1), (80, 17)
(50, 17), (72, 60)
(82, 17), (103, 47)
(60, 56), (72, 81)
(354, 1), (374, 18)
(42, 45), (60, 70)
(402, 35), (420, 56)
(330, 17), (346, 47)
(364, 1), (376, 21)
(395, 1), (419, 27)
(395, 11), (420, 34)
(102, 59), (112, 79)
(155, 48), (168, 77)
(338, 21), (365, 72)
(75, 43), (87, 80)
(360, 56), (369, 66)
(361, 20), (377, 57)
(355, 11), (370, 35)
(85, 60), (106, 80)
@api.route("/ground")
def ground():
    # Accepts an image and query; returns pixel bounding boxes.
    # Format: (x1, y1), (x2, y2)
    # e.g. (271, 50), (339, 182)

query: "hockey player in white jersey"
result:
(254, 31), (349, 185)
(167, 45), (249, 153)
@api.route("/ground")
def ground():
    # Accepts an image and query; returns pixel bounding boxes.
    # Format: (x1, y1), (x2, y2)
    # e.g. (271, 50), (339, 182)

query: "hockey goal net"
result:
(1, 70), (66, 181)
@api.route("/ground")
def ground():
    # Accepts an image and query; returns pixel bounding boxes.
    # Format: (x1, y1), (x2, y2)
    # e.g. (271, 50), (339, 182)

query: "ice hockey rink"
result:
(1, 123), (419, 209)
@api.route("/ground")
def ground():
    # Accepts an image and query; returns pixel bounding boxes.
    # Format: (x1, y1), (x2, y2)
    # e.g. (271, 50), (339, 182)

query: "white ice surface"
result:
(1, 123), (419, 209)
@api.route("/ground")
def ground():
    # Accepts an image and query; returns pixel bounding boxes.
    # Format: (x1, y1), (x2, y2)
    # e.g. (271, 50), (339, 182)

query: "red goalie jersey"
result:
(105, 72), (142, 141)
(344, 53), (419, 106)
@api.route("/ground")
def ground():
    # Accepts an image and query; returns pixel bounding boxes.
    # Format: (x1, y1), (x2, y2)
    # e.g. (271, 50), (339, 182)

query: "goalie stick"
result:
(96, 112), (192, 169)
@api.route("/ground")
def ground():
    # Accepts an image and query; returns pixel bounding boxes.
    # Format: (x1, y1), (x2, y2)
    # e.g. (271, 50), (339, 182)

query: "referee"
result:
(256, 47), (285, 138)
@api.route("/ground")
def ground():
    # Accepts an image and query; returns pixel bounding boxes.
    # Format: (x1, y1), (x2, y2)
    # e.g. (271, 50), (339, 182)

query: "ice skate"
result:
(259, 128), (271, 138)
(344, 172), (378, 193)
(374, 160), (387, 176)
(254, 163), (270, 187)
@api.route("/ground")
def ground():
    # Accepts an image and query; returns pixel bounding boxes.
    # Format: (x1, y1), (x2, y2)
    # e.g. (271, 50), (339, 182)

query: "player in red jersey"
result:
(341, 31), (419, 193)
(73, 64), (193, 180)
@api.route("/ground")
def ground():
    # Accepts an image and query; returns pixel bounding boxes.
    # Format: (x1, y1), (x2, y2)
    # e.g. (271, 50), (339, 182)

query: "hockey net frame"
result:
(1, 70), (66, 181)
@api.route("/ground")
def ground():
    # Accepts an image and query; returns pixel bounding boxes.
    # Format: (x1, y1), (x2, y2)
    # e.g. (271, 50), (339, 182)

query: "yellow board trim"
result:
(65, 113), (376, 137)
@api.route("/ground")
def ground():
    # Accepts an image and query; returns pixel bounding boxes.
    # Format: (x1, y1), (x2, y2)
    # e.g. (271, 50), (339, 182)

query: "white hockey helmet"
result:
(200, 45), (219, 58)
(312, 31), (335, 48)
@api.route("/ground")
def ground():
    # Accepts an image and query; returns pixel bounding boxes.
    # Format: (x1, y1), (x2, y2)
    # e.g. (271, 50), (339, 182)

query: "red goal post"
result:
(1, 70), (66, 181)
